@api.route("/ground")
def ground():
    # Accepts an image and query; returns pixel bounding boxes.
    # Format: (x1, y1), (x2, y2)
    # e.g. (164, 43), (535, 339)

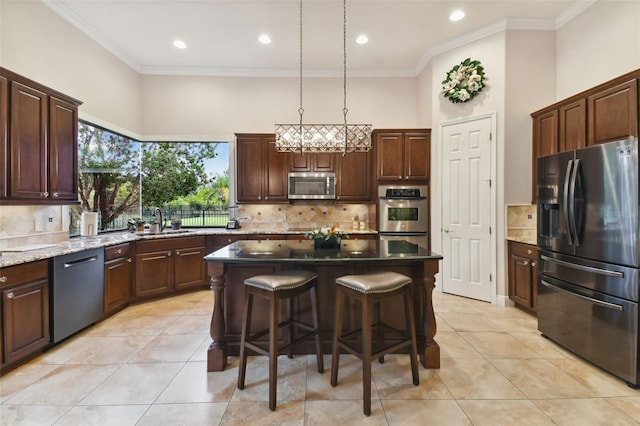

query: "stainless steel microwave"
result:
(288, 172), (336, 200)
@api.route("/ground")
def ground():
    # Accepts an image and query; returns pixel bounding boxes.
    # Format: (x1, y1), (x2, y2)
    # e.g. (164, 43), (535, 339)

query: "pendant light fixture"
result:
(275, 0), (372, 154)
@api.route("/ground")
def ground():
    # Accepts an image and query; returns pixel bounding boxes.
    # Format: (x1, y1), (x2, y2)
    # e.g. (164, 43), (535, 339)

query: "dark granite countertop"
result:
(205, 239), (442, 263)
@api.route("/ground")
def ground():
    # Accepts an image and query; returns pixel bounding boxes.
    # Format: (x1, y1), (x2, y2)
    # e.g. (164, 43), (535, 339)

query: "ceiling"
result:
(44, 0), (593, 77)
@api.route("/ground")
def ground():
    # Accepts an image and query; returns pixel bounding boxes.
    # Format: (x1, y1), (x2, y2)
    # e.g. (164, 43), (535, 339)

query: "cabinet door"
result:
(135, 250), (173, 297)
(48, 96), (78, 201)
(588, 79), (638, 145)
(236, 136), (264, 202)
(376, 132), (404, 181)
(336, 150), (371, 202)
(104, 257), (132, 315)
(559, 99), (586, 152)
(174, 246), (207, 291)
(9, 82), (48, 199)
(0, 75), (7, 198)
(510, 254), (533, 308)
(264, 137), (288, 202)
(404, 131), (430, 181)
(531, 109), (558, 203)
(290, 152), (335, 172)
(2, 279), (50, 365)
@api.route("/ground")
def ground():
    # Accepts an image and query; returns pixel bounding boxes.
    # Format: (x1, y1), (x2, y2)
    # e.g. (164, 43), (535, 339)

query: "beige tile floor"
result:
(2, 290), (640, 425)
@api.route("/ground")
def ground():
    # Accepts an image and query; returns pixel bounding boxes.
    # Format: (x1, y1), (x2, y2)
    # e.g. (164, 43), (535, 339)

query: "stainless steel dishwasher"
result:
(51, 248), (104, 343)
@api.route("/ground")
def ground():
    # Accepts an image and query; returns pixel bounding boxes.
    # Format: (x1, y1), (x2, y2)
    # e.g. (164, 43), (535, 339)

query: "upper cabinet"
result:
(236, 133), (289, 203)
(290, 151), (335, 172)
(374, 129), (430, 183)
(336, 149), (372, 202)
(531, 69), (639, 203)
(0, 67), (82, 205)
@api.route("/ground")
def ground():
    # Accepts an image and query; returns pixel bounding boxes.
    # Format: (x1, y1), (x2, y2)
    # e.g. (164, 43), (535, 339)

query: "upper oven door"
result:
(379, 196), (428, 233)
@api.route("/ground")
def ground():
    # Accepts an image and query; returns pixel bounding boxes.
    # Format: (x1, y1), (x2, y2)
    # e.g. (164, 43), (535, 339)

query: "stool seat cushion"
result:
(245, 269), (317, 292)
(336, 271), (411, 294)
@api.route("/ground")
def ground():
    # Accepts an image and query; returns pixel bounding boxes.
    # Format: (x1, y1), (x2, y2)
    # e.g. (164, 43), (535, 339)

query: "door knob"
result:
(443, 228), (451, 233)
(7, 292), (14, 299)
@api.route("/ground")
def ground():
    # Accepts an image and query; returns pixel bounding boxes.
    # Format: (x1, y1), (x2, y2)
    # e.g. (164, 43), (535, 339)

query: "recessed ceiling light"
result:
(356, 34), (369, 45)
(450, 9), (465, 22)
(173, 39), (187, 49)
(258, 34), (271, 44)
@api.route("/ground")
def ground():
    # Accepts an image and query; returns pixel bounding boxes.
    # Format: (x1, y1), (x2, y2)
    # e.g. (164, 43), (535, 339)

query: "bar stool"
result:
(238, 269), (324, 411)
(331, 271), (419, 416)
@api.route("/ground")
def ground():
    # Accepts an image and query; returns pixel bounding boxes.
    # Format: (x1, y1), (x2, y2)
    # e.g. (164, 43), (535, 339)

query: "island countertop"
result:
(204, 238), (442, 263)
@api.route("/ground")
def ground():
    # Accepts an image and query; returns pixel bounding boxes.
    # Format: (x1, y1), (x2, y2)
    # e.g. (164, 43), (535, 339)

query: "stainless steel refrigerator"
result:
(537, 137), (639, 387)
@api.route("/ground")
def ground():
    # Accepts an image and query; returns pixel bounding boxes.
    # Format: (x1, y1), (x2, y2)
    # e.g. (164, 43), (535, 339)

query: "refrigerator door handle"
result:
(570, 158), (581, 246)
(540, 280), (623, 311)
(563, 160), (574, 245)
(540, 254), (624, 278)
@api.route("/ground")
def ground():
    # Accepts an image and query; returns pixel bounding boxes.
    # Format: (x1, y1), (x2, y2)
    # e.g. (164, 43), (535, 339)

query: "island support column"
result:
(421, 259), (440, 368)
(207, 262), (227, 371)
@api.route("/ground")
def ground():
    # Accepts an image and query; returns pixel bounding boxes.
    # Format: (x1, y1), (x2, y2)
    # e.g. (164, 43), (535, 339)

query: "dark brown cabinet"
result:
(0, 260), (50, 371)
(531, 69), (639, 203)
(0, 75), (8, 199)
(508, 241), (538, 315)
(588, 78), (638, 145)
(290, 152), (335, 172)
(336, 150), (373, 202)
(104, 243), (133, 317)
(135, 236), (207, 299)
(375, 129), (430, 182)
(0, 67), (81, 205)
(236, 133), (288, 203)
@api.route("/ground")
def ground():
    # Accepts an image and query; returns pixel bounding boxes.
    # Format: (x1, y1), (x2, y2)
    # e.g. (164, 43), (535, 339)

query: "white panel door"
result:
(441, 117), (492, 301)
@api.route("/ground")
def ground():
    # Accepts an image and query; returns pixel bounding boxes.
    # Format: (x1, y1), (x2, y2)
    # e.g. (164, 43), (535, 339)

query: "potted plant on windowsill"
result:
(305, 226), (348, 250)
(128, 217), (146, 232)
(170, 219), (182, 230)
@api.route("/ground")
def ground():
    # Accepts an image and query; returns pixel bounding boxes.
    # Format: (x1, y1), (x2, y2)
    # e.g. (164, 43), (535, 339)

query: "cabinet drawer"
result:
(136, 236), (206, 253)
(0, 260), (48, 290)
(509, 241), (537, 259)
(105, 243), (131, 261)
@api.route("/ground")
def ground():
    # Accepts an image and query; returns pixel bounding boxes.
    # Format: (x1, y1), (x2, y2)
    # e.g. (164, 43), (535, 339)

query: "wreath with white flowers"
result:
(441, 58), (486, 103)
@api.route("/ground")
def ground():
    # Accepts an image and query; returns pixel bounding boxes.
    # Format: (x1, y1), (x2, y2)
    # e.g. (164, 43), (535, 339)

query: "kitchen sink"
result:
(136, 229), (194, 236)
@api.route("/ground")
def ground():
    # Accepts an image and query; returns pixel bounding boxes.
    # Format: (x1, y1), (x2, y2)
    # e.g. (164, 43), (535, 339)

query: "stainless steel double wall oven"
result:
(378, 185), (429, 251)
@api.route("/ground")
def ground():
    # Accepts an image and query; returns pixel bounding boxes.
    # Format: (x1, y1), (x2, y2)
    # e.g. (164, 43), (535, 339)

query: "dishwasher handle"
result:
(64, 255), (99, 268)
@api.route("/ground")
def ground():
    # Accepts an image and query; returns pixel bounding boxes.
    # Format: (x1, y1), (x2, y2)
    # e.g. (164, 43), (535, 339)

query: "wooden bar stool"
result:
(331, 271), (419, 416)
(238, 269), (324, 411)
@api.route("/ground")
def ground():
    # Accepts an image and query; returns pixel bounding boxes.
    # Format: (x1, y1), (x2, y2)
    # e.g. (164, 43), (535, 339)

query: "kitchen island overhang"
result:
(204, 239), (443, 372)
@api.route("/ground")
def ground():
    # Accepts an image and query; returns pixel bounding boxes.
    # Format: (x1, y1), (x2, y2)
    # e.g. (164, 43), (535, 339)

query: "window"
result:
(71, 121), (229, 235)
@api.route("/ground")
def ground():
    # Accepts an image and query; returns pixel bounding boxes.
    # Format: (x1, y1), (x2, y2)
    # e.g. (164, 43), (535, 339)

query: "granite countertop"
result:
(505, 236), (537, 245)
(0, 228), (379, 268)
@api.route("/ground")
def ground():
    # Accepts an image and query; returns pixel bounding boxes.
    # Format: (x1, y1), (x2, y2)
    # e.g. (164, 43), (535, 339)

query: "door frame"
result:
(432, 112), (498, 303)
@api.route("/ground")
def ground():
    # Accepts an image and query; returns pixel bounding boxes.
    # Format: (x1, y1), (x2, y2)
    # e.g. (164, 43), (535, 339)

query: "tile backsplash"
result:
(0, 205), (70, 249)
(237, 204), (376, 231)
(505, 204), (536, 244)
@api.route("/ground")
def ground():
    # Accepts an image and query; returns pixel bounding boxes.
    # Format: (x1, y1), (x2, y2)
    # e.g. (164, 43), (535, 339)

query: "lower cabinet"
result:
(135, 236), (207, 299)
(104, 243), (133, 317)
(508, 241), (538, 315)
(0, 260), (50, 371)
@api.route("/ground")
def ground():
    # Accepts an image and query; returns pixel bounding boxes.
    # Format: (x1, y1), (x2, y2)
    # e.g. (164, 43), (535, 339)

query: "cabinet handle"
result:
(7, 292), (14, 299)
(0, 276), (6, 283)
(41, 192), (49, 197)
(167, 252), (172, 257)
(117, 249), (122, 254)
(127, 258), (132, 263)
(52, 192), (59, 198)
(531, 262), (536, 267)
(176, 250), (180, 255)
(527, 249), (532, 255)
(258, 196), (262, 200)
(265, 196), (268, 200)
(523, 260), (529, 266)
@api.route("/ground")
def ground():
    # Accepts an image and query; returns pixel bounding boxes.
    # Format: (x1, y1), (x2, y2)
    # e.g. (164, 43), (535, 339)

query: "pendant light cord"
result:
(298, 0), (304, 154)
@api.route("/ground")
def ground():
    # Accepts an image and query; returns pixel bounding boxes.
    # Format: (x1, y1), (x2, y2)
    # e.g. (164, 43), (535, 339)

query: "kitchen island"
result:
(204, 239), (443, 372)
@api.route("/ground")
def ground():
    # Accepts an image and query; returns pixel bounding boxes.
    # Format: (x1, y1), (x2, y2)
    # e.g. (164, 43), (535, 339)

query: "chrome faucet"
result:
(152, 207), (165, 232)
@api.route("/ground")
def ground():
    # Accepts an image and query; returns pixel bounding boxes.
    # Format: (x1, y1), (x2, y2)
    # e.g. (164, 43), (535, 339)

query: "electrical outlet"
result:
(527, 214), (533, 220)
(48, 217), (53, 223)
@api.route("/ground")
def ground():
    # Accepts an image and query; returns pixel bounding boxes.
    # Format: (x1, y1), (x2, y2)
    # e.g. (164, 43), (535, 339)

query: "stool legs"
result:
(362, 294), (373, 416)
(269, 295), (279, 411)
(405, 289), (419, 386)
(237, 290), (253, 390)
(330, 289), (344, 387)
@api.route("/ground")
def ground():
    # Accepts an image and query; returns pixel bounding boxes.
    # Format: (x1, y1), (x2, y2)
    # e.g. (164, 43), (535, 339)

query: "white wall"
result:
(1, 1), (142, 136)
(504, 30), (556, 205)
(556, 1), (640, 98)
(140, 75), (419, 140)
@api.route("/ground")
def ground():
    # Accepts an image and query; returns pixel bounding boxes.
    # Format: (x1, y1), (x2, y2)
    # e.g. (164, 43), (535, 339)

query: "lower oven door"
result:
(538, 274), (639, 385)
(379, 232), (429, 255)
